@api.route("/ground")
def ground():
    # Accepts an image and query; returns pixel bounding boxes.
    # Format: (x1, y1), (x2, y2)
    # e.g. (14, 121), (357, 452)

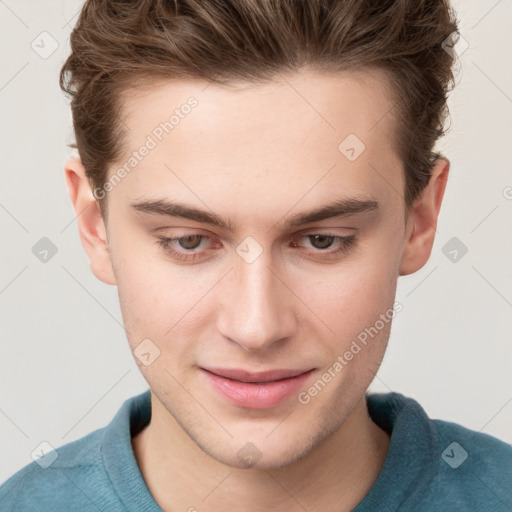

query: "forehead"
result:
(120, 67), (397, 146)
(108, 68), (403, 219)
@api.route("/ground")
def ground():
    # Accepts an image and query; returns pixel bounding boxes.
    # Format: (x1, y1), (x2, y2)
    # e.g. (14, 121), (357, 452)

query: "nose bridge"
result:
(217, 248), (295, 351)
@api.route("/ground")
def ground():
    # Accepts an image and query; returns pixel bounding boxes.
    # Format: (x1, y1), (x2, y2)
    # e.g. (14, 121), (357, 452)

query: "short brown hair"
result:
(60, 0), (459, 218)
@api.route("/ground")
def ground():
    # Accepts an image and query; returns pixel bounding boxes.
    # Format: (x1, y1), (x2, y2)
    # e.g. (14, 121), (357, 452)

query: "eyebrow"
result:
(130, 196), (379, 231)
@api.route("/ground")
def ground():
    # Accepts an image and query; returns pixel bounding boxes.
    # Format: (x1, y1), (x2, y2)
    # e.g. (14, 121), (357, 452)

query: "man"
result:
(1, 0), (511, 510)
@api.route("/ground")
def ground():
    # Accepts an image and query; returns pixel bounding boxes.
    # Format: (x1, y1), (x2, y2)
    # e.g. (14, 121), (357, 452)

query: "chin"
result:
(195, 428), (322, 471)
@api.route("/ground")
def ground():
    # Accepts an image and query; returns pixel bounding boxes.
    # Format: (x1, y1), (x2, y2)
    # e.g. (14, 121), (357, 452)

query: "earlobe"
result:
(399, 156), (450, 276)
(64, 157), (117, 285)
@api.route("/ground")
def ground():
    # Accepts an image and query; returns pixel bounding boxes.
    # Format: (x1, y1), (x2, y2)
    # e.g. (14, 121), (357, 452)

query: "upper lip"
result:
(201, 367), (313, 383)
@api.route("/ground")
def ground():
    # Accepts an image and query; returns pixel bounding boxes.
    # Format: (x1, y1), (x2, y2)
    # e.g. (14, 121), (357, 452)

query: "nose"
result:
(216, 249), (297, 352)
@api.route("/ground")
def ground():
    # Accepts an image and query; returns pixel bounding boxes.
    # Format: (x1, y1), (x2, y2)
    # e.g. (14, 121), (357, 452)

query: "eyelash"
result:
(154, 232), (357, 262)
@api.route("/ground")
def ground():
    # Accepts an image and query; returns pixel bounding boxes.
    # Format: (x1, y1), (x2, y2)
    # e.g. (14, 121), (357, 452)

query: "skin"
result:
(64, 68), (449, 511)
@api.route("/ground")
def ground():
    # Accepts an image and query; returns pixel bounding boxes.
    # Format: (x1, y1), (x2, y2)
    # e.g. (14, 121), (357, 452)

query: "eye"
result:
(154, 232), (357, 263)
(171, 235), (204, 250)
(155, 234), (212, 262)
(304, 234), (337, 250)
(292, 233), (357, 257)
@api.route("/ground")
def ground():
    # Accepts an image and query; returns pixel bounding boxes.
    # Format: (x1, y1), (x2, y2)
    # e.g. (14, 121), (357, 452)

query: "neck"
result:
(132, 393), (390, 512)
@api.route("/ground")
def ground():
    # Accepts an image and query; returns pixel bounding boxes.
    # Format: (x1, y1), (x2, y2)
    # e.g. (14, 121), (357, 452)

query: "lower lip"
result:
(200, 369), (314, 409)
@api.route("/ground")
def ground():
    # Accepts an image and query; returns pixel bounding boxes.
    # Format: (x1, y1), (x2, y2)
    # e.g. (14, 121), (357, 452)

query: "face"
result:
(72, 68), (442, 470)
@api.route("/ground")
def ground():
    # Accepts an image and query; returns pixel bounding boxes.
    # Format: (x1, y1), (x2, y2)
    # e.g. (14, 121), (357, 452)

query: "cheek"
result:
(109, 237), (173, 340)
(302, 247), (398, 312)
(112, 243), (221, 354)
(290, 240), (400, 349)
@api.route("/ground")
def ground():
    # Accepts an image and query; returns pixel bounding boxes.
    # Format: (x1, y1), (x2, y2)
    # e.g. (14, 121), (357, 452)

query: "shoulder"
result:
(0, 391), (152, 512)
(434, 416), (512, 463)
(365, 392), (512, 511)
(427, 418), (512, 510)
(0, 427), (120, 511)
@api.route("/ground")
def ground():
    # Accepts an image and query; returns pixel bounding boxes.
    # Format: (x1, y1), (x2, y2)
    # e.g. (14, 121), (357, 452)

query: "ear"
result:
(64, 156), (117, 285)
(399, 156), (450, 276)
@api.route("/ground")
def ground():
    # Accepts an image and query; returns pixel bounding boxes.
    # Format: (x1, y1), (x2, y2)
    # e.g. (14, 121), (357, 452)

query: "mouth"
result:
(199, 367), (315, 409)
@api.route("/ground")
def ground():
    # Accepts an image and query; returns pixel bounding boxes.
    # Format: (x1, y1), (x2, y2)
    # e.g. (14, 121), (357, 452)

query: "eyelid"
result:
(297, 226), (356, 235)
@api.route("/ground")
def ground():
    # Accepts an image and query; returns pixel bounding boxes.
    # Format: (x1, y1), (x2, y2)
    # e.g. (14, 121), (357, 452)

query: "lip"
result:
(200, 367), (314, 409)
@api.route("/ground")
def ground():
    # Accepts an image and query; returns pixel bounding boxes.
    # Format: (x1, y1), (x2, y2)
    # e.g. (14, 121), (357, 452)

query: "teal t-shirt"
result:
(1, 390), (511, 511)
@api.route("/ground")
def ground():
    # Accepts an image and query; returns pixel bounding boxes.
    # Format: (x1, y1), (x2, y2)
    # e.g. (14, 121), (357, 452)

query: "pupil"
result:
(311, 235), (334, 249)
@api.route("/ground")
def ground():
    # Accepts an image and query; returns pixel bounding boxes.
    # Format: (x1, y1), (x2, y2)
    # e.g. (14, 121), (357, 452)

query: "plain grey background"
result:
(1, 0), (511, 484)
